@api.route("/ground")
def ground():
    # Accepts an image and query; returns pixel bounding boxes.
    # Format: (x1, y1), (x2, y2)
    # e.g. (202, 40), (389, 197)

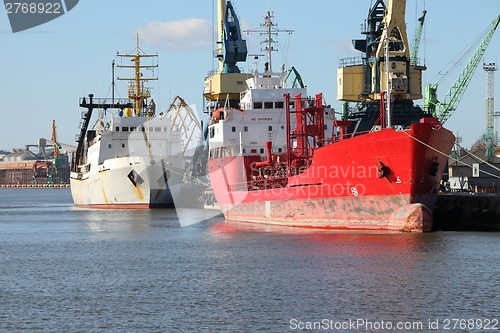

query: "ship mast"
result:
(117, 34), (158, 116)
(246, 10), (293, 75)
(263, 10), (275, 73)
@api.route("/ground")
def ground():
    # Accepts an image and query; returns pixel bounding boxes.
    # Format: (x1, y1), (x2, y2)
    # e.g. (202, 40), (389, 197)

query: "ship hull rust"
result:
(222, 195), (432, 232)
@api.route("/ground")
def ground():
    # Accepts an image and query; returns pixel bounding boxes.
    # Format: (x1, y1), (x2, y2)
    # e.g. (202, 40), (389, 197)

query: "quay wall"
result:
(433, 193), (500, 231)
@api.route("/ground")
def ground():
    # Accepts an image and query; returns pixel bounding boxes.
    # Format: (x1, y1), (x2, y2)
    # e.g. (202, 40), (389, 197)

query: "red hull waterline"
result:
(209, 122), (455, 232)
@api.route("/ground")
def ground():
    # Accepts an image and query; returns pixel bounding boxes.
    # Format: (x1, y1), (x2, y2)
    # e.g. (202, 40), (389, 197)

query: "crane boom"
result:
(410, 10), (426, 65)
(216, 0), (247, 73)
(285, 66), (305, 88)
(51, 120), (60, 159)
(425, 14), (500, 124)
(375, 0), (409, 61)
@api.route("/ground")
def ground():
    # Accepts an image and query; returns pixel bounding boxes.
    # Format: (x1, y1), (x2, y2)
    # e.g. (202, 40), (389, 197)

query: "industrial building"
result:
(448, 146), (500, 192)
(0, 139), (70, 187)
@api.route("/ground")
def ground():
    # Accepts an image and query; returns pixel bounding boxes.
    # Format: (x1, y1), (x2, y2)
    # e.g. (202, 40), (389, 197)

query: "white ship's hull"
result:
(70, 155), (184, 208)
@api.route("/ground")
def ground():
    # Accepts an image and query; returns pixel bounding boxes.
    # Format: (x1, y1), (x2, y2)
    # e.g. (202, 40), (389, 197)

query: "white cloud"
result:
(240, 19), (253, 33)
(327, 39), (358, 55)
(137, 18), (213, 51)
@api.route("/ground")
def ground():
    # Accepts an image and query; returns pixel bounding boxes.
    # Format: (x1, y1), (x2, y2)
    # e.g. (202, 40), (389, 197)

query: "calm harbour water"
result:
(0, 189), (499, 332)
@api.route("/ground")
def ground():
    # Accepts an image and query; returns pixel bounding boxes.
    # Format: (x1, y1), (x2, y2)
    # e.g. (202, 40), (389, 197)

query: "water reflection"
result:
(207, 220), (461, 321)
(75, 207), (181, 237)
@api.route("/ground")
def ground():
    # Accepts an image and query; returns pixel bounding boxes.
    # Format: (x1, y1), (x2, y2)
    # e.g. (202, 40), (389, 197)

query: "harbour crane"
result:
(338, 0), (429, 132)
(51, 119), (61, 159)
(204, 0), (250, 108)
(218, 0), (247, 74)
(49, 120), (71, 184)
(201, 1), (250, 175)
(410, 10), (427, 65)
(424, 14), (500, 124)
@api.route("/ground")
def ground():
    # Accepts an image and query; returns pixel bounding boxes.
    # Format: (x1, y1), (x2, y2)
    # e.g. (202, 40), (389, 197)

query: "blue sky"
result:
(1, 0), (499, 151)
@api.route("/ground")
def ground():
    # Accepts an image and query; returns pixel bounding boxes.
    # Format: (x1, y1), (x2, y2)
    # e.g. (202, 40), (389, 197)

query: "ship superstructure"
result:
(208, 8), (334, 195)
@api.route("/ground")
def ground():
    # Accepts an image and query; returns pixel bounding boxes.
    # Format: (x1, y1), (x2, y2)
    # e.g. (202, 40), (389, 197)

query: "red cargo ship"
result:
(206, 0), (455, 231)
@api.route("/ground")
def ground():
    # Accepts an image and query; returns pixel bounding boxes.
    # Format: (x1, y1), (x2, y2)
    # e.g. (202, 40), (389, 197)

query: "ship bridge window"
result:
(122, 127), (129, 132)
(253, 102), (262, 109)
(264, 102), (273, 109)
(232, 126), (236, 132)
(260, 148), (265, 154)
(122, 143), (126, 148)
(115, 127), (120, 132)
(155, 127), (161, 132)
(290, 101), (295, 108)
(268, 126), (273, 131)
(244, 126), (248, 132)
(108, 144), (112, 149)
(130, 127), (136, 131)
(275, 101), (284, 109)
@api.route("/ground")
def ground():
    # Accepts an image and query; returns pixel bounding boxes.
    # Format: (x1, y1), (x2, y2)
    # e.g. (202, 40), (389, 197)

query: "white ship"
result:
(70, 38), (185, 208)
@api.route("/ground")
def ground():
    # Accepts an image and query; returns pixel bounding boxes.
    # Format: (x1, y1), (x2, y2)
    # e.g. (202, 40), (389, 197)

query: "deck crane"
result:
(410, 10), (426, 65)
(424, 14), (500, 125)
(285, 66), (305, 88)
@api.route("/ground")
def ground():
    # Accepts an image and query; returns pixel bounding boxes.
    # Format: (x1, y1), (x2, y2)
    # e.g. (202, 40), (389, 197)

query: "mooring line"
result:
(402, 130), (500, 180)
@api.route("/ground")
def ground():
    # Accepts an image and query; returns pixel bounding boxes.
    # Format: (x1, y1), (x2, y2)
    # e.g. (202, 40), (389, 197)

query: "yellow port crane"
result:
(51, 119), (61, 159)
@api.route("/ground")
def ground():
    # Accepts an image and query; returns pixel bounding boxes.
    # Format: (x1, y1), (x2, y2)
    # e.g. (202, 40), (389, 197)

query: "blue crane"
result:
(219, 1), (247, 73)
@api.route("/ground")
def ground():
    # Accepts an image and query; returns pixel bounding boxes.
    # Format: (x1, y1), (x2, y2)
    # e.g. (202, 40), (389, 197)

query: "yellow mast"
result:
(117, 34), (158, 116)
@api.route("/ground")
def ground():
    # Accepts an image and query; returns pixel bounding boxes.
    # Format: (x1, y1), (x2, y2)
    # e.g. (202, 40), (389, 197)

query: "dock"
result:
(433, 193), (500, 231)
(0, 184), (70, 189)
